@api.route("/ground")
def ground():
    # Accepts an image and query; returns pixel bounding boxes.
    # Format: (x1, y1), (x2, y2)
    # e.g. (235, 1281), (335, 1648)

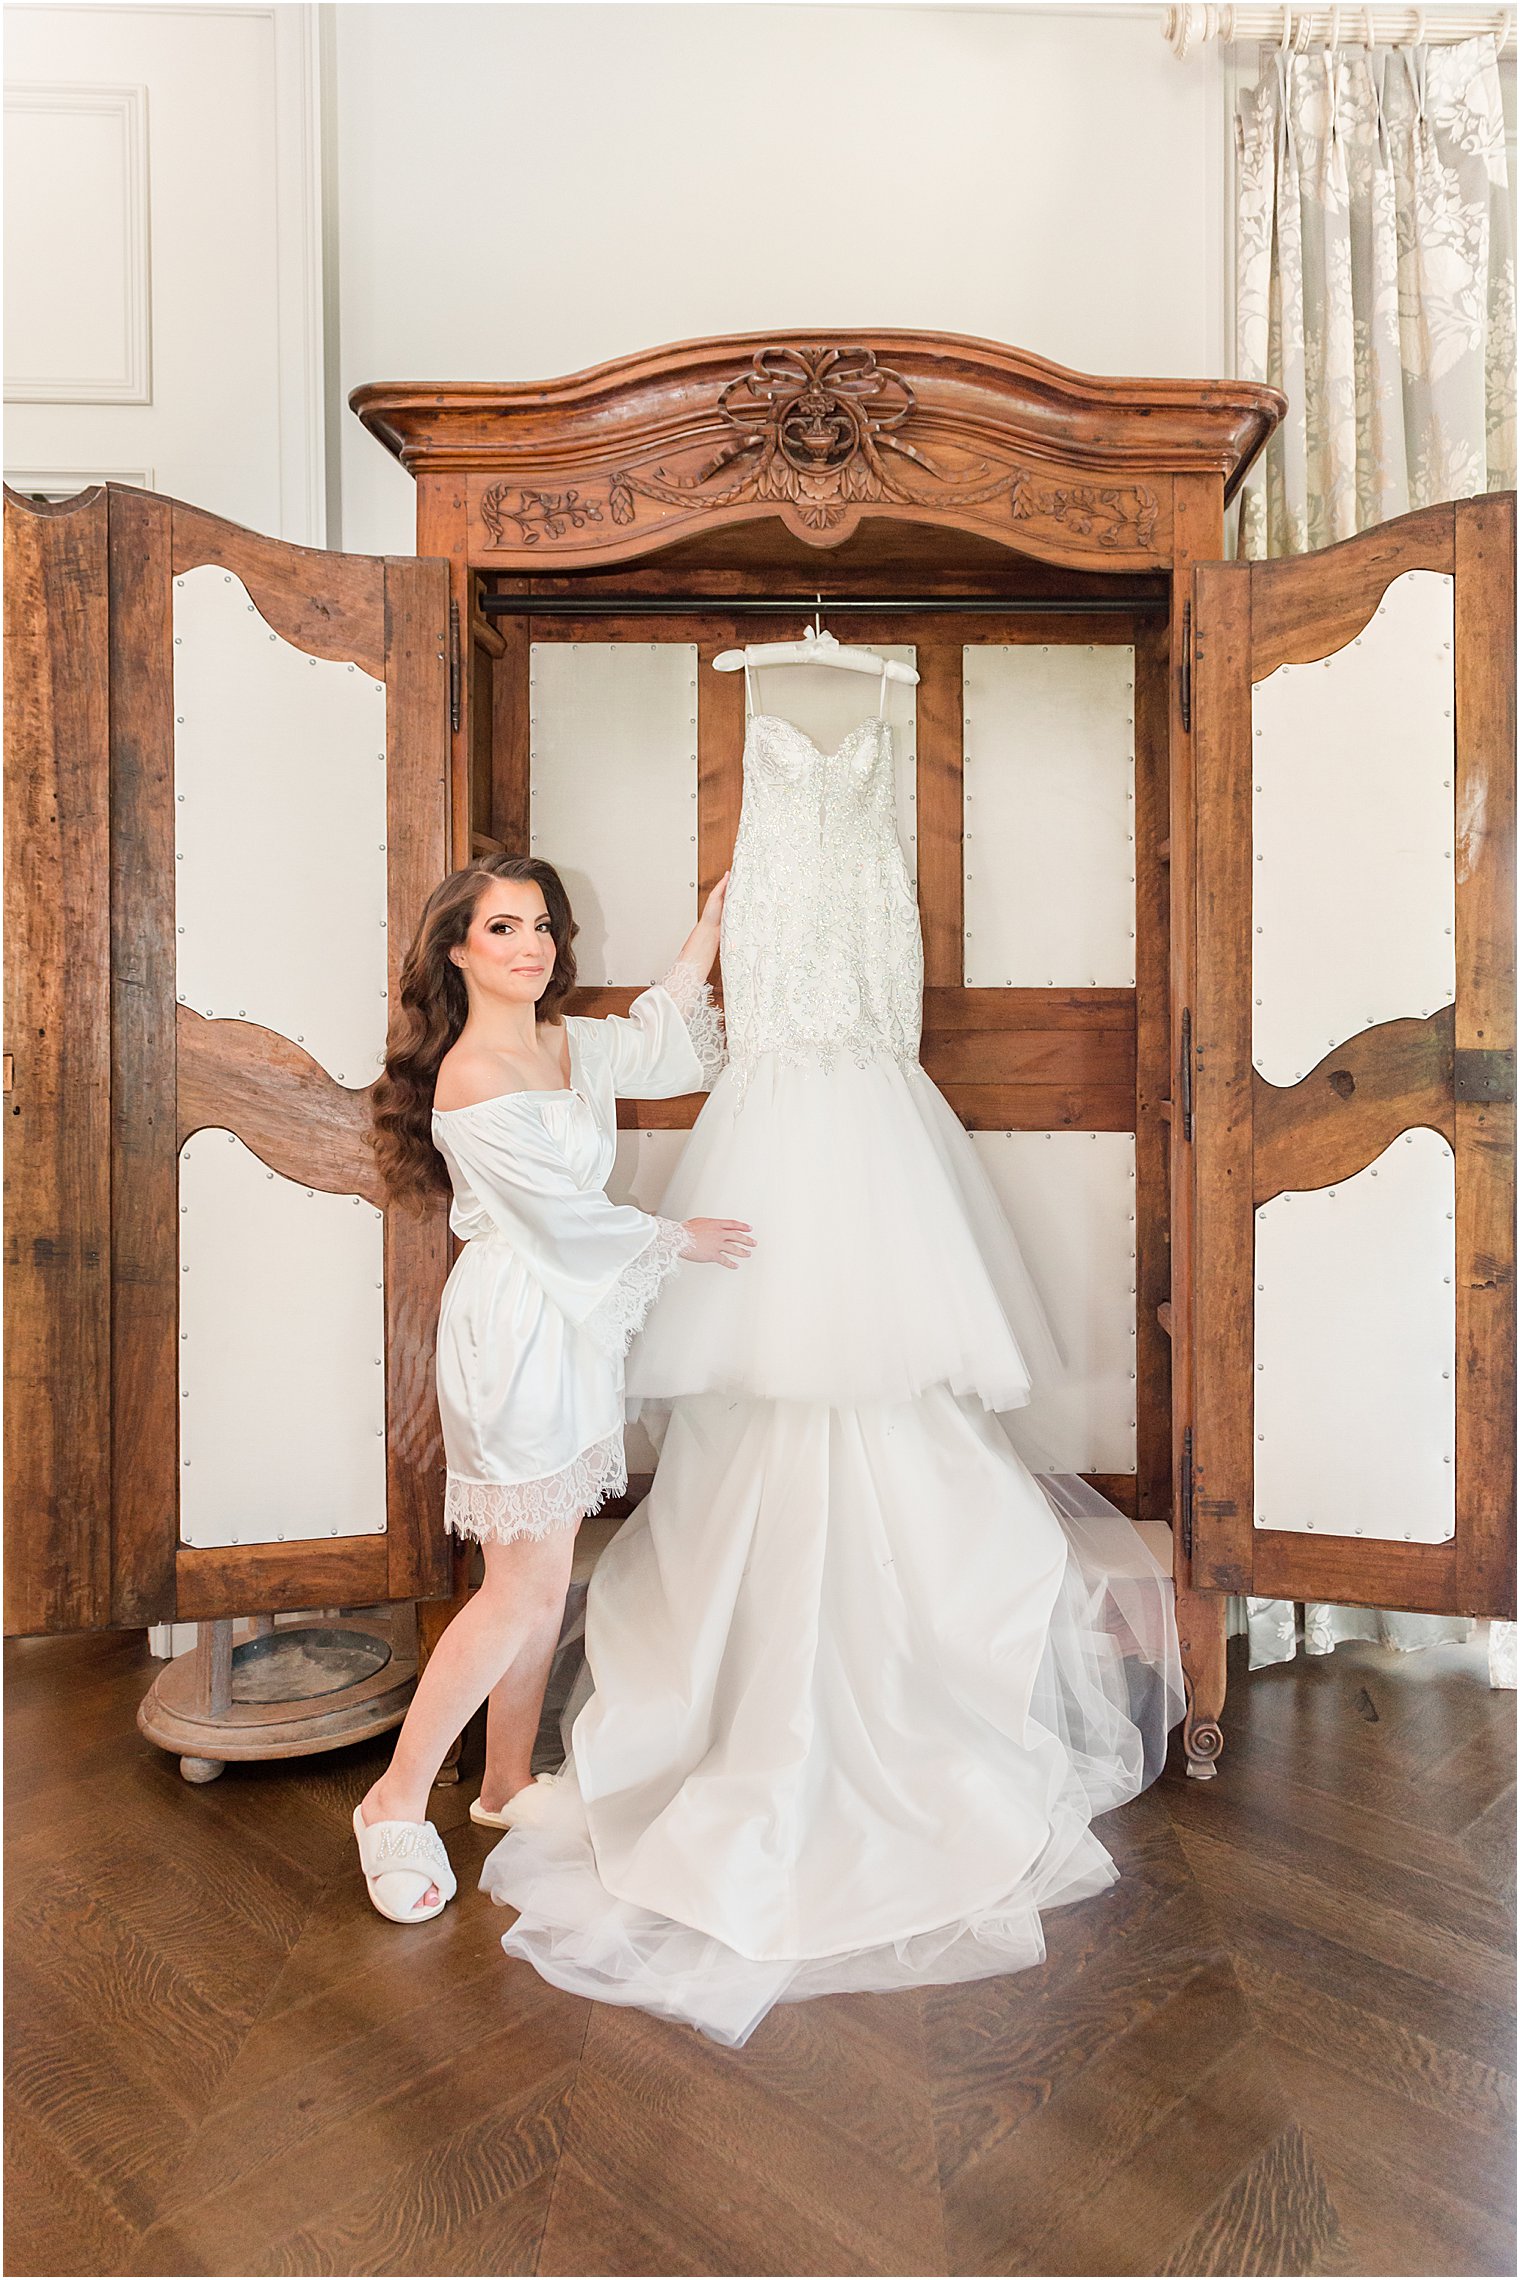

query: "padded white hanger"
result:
(712, 597), (920, 687)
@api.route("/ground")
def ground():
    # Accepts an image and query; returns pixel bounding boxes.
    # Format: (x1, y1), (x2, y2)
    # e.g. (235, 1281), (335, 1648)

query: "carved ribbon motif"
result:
(479, 345), (1159, 548)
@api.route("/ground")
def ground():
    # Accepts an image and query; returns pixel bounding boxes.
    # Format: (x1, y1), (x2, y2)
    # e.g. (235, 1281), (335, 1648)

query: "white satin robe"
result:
(429, 967), (721, 1545)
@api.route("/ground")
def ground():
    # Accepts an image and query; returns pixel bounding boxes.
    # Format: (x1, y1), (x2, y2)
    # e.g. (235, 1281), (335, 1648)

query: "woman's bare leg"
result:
(478, 1599), (567, 1814)
(358, 1523), (577, 1904)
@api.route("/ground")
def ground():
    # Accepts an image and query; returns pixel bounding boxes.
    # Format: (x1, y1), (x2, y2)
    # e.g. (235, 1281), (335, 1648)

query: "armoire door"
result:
(4, 483), (454, 1635)
(1186, 492), (1515, 1619)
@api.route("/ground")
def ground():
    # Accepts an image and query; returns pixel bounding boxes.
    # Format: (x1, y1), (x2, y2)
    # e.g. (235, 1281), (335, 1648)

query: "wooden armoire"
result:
(7, 329), (1514, 1777)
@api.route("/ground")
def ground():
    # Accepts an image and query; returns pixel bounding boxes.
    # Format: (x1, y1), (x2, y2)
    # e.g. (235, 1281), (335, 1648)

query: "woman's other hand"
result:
(682, 1217), (755, 1269)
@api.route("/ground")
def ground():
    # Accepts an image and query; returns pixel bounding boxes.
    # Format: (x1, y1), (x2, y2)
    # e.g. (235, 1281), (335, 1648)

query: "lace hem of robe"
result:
(444, 1430), (628, 1545)
(656, 960), (727, 1087)
(582, 1215), (693, 1360)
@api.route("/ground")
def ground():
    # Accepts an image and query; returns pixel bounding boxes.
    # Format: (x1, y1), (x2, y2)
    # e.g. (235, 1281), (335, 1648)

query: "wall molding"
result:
(5, 465), (154, 496)
(4, 80), (152, 405)
(272, 5), (328, 546)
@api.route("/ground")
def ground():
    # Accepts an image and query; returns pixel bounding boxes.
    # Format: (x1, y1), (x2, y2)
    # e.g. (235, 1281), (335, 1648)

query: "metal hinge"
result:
(1179, 1425), (1194, 1562)
(448, 599), (462, 735)
(1454, 1047), (1516, 1104)
(1180, 599), (1193, 733)
(1179, 1005), (1194, 1142)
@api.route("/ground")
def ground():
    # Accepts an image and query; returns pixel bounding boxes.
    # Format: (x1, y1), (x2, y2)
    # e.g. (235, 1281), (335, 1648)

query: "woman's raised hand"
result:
(673, 870), (730, 985)
(682, 1217), (756, 1270)
(699, 871), (730, 936)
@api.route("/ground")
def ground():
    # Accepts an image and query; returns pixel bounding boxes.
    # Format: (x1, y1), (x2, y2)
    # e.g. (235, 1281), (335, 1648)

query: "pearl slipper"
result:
(469, 1771), (559, 1831)
(352, 1805), (457, 1924)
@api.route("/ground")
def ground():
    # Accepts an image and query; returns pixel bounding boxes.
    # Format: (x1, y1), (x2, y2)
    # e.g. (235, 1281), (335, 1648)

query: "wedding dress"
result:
(479, 672), (1185, 2046)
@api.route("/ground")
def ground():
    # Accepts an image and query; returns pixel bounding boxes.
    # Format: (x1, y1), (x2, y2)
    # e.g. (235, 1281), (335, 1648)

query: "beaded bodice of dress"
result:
(719, 712), (924, 1082)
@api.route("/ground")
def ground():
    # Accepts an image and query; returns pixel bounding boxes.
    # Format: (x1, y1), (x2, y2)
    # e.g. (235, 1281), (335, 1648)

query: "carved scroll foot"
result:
(1175, 1583), (1228, 1780)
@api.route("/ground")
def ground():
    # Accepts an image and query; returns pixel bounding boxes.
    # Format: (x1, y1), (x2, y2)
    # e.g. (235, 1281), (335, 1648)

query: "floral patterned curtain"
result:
(1229, 32), (1515, 1684)
(1236, 33), (1514, 556)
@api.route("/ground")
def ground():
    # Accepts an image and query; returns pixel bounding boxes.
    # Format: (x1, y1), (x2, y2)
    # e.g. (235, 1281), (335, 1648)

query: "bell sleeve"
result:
(594, 959), (727, 1098)
(446, 1110), (693, 1359)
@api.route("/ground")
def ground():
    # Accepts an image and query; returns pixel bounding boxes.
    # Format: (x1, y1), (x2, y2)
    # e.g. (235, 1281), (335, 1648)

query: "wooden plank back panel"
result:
(914, 643), (964, 989)
(490, 613), (531, 850)
(697, 638), (745, 912)
(3, 488), (114, 1635)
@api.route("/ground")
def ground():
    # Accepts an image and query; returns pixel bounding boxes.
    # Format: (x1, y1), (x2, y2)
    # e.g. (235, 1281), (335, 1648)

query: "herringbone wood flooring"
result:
(5, 1623), (1513, 2277)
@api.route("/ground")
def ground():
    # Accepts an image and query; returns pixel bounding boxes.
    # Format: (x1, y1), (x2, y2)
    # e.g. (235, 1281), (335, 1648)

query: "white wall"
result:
(332, 2), (1224, 552)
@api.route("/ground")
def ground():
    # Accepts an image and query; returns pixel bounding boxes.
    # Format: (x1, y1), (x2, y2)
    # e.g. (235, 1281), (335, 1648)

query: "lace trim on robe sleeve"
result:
(580, 1215), (694, 1361)
(656, 959), (727, 1088)
(444, 1428), (628, 1546)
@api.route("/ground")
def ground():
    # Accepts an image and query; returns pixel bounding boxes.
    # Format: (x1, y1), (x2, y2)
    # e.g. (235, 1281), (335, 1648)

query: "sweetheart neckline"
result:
(745, 713), (890, 765)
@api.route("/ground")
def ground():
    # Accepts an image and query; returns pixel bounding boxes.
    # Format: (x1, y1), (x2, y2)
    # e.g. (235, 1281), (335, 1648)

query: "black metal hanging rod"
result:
(475, 594), (1161, 618)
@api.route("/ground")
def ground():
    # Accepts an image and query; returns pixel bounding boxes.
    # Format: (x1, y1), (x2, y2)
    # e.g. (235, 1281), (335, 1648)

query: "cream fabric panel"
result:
(1254, 1129), (1456, 1545)
(530, 643), (698, 986)
(962, 645), (1135, 988)
(972, 1132), (1137, 1474)
(179, 1133), (386, 1548)
(173, 564), (388, 1085)
(1251, 570), (1455, 1084)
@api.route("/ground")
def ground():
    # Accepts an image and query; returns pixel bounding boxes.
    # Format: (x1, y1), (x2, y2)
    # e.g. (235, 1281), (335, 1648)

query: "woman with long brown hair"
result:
(352, 854), (752, 1924)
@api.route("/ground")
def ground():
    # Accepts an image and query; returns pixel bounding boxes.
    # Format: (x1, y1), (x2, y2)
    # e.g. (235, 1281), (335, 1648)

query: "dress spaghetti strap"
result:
(877, 659), (889, 718)
(744, 656), (756, 718)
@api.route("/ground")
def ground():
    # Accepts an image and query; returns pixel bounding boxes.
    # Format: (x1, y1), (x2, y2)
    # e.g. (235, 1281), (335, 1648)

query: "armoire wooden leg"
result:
(417, 1540), (476, 1787)
(1174, 1584), (1227, 1778)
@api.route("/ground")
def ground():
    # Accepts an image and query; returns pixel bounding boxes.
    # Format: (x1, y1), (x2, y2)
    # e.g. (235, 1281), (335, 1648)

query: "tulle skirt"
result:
(625, 1053), (1066, 1414)
(479, 1053), (1184, 2048)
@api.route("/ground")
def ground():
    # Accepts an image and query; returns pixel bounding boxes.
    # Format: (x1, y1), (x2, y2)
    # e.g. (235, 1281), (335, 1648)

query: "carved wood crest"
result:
(353, 329), (1285, 569)
(477, 343), (1160, 557)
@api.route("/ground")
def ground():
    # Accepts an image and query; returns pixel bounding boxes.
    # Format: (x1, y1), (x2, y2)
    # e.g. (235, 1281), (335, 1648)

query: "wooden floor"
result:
(5, 1622), (1514, 2279)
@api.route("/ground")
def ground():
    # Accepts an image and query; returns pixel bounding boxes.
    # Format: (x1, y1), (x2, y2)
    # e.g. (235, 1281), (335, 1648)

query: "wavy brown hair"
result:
(369, 855), (579, 1208)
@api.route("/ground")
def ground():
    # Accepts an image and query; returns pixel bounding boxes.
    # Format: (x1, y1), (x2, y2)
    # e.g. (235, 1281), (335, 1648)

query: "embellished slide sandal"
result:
(352, 1805), (458, 1924)
(469, 1771), (559, 1832)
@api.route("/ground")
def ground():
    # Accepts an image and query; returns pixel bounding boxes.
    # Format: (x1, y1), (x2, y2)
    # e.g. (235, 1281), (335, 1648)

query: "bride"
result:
(480, 661), (1184, 2046)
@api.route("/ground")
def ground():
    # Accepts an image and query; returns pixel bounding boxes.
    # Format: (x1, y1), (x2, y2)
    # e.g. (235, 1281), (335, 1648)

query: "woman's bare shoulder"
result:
(432, 1041), (522, 1113)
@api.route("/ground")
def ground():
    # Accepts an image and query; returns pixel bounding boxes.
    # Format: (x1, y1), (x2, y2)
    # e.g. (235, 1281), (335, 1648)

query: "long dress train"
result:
(480, 695), (1185, 2047)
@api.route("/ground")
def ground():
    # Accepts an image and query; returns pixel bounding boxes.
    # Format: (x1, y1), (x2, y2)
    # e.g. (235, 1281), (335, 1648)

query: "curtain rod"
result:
(1165, 3), (1515, 52)
(476, 596), (1161, 618)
